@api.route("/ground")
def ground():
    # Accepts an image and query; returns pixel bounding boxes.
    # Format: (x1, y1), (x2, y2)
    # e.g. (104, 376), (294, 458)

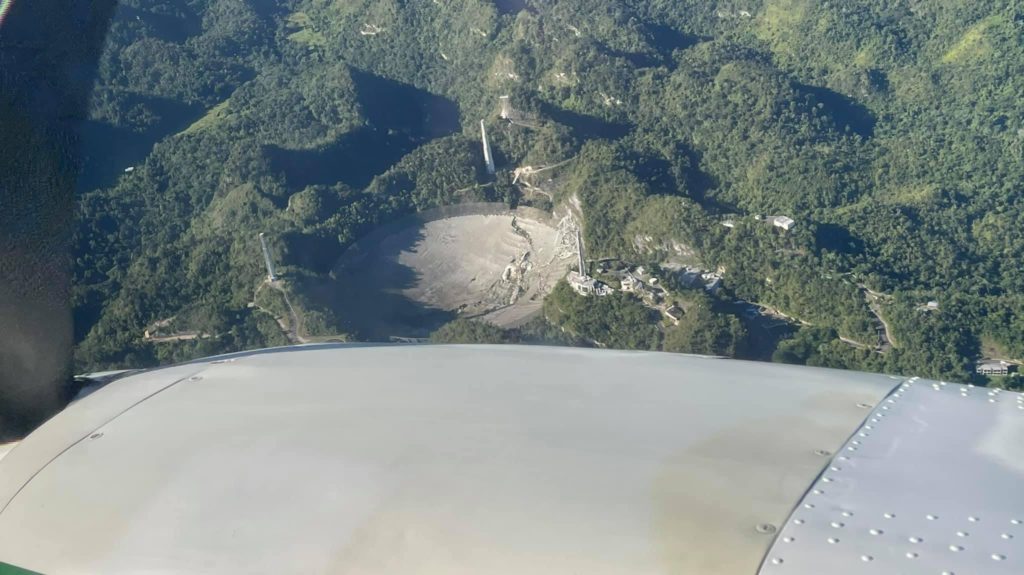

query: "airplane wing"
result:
(0, 344), (1020, 574)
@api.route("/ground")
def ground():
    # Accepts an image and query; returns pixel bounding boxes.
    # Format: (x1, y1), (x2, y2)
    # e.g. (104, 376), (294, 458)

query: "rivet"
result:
(906, 551), (918, 559)
(89, 432), (103, 440)
(857, 402), (872, 409)
(756, 523), (777, 534)
(827, 537), (839, 544)
(886, 398), (896, 404)
(908, 536), (922, 543)
(830, 466), (841, 472)
(884, 513), (896, 519)
(992, 554), (1006, 561)
(989, 398), (997, 403)
(846, 446), (857, 452)
(1002, 533), (1014, 539)
(813, 489), (825, 495)
(822, 477), (833, 483)
(882, 406), (890, 410)
(804, 503), (815, 509)
(949, 544), (963, 552)
(794, 519), (805, 525)
(1013, 519), (1022, 525)
(841, 511), (853, 518)
(988, 391), (997, 396)
(814, 449), (831, 457)
(861, 555), (873, 562)
(770, 557), (783, 565)
(838, 456), (850, 461)
(869, 528), (882, 535)
(941, 572), (954, 575)
(858, 432), (869, 438)
(830, 522), (844, 529)
(968, 516), (979, 522)
(864, 425), (873, 430)
(783, 536), (795, 543)
(926, 514), (938, 520)
(956, 531), (968, 537)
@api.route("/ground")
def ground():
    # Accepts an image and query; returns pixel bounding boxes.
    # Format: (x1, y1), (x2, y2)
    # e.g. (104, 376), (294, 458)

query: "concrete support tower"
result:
(576, 229), (586, 276)
(259, 232), (277, 282)
(480, 119), (496, 175)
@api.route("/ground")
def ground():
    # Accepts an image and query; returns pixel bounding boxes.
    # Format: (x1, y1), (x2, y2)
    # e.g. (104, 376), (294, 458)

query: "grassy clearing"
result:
(286, 11), (327, 47)
(942, 16), (1002, 64)
(181, 100), (231, 135)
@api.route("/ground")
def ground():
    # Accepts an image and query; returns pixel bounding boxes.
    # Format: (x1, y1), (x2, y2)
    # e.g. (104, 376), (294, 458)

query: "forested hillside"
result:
(74, 0), (1024, 386)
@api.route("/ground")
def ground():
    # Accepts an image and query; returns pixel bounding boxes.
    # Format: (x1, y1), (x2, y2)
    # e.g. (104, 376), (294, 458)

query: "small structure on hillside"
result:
(771, 216), (796, 231)
(568, 271), (597, 296)
(360, 23), (385, 36)
(917, 301), (940, 312)
(620, 275), (643, 294)
(702, 272), (723, 294)
(499, 95), (513, 120)
(678, 268), (703, 288)
(665, 306), (684, 324)
(976, 360), (1018, 376)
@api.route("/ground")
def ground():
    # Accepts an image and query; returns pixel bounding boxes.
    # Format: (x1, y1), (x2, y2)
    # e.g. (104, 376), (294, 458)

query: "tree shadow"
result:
(600, 25), (705, 69)
(815, 223), (865, 256)
(266, 70), (462, 192)
(797, 83), (876, 138)
(115, 4), (202, 43)
(493, 0), (534, 15)
(539, 102), (631, 141)
(316, 226), (456, 339)
(77, 96), (203, 191)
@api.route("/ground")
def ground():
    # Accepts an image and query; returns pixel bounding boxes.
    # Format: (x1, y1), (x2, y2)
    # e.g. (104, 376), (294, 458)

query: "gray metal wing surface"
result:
(0, 345), (1020, 574)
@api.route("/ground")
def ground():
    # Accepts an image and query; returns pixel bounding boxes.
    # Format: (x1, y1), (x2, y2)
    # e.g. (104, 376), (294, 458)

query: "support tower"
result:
(259, 232), (277, 282)
(480, 119), (496, 175)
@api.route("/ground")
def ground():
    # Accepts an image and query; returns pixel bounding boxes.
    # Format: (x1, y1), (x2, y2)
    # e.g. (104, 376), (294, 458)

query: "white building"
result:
(620, 275), (643, 293)
(771, 216), (796, 231)
(702, 272), (723, 294)
(568, 271), (597, 296)
(665, 306), (684, 323)
(976, 360), (1018, 376)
